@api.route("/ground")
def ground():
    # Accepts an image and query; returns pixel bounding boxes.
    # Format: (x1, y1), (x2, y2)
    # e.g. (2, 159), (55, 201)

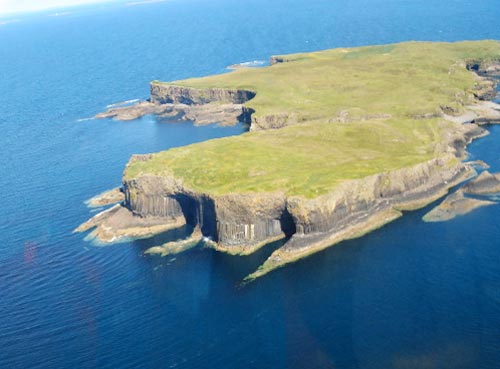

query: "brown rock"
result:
(423, 190), (496, 222)
(462, 171), (500, 194)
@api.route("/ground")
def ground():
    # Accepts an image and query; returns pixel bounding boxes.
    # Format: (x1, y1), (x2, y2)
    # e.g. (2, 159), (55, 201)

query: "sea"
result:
(0, 0), (499, 368)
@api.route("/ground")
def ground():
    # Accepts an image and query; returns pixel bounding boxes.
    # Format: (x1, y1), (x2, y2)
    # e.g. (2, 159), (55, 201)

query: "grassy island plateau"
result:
(78, 40), (500, 280)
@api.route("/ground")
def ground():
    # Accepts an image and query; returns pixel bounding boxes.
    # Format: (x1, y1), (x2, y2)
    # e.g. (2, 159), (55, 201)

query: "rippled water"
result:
(1, 1), (500, 368)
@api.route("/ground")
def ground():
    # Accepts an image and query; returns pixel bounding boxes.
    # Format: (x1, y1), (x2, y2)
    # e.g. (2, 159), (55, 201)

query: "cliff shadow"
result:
(280, 207), (297, 237)
(131, 224), (196, 251)
(171, 193), (218, 242)
(173, 194), (198, 227)
(208, 237), (290, 284)
(197, 196), (218, 242)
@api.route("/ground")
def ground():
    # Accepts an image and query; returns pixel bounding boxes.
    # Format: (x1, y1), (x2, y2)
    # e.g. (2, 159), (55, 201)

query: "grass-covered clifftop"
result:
(125, 118), (451, 198)
(78, 40), (500, 278)
(125, 41), (500, 198)
(155, 40), (500, 120)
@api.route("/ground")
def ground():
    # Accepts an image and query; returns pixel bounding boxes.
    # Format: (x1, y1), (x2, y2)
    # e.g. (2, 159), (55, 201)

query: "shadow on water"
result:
(208, 237), (291, 284)
(129, 119), (500, 288)
(131, 224), (195, 251)
(129, 219), (289, 283)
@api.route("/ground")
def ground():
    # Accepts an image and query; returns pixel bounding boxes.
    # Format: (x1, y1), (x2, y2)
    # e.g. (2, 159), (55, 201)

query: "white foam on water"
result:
(76, 117), (95, 122)
(106, 99), (140, 109)
(227, 60), (266, 70)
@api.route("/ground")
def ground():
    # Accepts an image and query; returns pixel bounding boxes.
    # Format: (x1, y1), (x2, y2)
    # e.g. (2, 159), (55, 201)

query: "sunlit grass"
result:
(126, 41), (500, 197)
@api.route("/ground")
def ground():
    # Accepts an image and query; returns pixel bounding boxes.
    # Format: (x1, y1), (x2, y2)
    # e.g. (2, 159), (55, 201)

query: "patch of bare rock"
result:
(95, 100), (247, 126)
(74, 204), (185, 244)
(423, 190), (496, 222)
(462, 171), (500, 194)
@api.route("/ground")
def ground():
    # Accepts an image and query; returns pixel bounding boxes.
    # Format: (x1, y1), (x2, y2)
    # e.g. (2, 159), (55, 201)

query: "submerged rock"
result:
(422, 190), (496, 222)
(145, 228), (203, 257)
(462, 171), (500, 194)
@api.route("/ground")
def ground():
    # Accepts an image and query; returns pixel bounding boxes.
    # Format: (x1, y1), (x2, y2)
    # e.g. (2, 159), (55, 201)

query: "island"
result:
(77, 40), (500, 280)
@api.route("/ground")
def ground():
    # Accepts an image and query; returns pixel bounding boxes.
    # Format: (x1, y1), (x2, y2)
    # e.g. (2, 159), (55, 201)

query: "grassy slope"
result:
(126, 41), (500, 197)
(126, 118), (451, 197)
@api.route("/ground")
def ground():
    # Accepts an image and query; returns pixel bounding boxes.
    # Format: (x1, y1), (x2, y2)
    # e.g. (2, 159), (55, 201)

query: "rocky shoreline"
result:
(77, 45), (500, 280)
(94, 83), (256, 126)
(422, 190), (496, 223)
(75, 124), (486, 276)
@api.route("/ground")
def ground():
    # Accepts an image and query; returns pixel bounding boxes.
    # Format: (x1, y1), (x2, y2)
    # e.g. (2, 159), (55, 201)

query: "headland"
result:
(78, 40), (500, 280)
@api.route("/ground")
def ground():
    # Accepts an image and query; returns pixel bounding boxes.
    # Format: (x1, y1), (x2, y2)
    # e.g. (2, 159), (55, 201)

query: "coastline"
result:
(77, 41), (500, 279)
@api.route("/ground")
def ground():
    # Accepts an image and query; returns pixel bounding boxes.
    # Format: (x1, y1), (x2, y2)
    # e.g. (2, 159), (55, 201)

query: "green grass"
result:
(158, 40), (500, 120)
(126, 118), (455, 197)
(126, 41), (500, 197)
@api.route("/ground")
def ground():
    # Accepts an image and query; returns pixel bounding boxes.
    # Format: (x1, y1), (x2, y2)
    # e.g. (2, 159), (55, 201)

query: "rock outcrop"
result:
(467, 59), (500, 77)
(269, 56), (289, 65)
(145, 228), (203, 257)
(95, 83), (257, 126)
(422, 190), (496, 222)
(462, 170), (500, 194)
(74, 204), (185, 244)
(95, 100), (252, 126)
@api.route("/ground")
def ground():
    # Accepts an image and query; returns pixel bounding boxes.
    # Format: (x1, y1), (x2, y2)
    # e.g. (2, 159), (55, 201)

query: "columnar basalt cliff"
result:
(117, 151), (476, 276)
(78, 41), (500, 280)
(122, 170), (289, 254)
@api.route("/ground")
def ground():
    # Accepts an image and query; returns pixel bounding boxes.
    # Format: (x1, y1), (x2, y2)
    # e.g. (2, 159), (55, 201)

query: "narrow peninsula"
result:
(77, 40), (500, 280)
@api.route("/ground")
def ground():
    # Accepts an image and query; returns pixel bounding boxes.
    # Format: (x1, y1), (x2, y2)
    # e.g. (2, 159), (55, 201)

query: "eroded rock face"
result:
(283, 156), (474, 251)
(74, 204), (185, 244)
(462, 171), (500, 194)
(150, 83), (256, 105)
(468, 60), (500, 77)
(95, 84), (258, 126)
(243, 156), (478, 280)
(95, 101), (252, 126)
(124, 175), (185, 219)
(269, 56), (288, 65)
(214, 193), (288, 251)
(116, 153), (474, 256)
(123, 174), (289, 253)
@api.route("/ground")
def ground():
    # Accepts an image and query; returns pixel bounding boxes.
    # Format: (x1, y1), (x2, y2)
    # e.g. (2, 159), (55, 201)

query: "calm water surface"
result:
(0, 1), (499, 368)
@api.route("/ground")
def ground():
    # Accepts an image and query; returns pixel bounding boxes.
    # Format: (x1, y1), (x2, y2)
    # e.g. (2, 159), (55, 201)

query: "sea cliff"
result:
(79, 41), (500, 279)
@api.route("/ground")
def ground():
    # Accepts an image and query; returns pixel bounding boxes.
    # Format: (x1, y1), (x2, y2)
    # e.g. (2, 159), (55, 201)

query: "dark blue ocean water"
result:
(1, 0), (500, 368)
